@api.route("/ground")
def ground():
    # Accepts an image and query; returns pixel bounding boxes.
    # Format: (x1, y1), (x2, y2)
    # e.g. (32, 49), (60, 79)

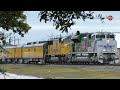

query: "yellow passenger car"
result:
(0, 38), (72, 64)
(22, 43), (44, 59)
(5, 46), (17, 59)
(0, 46), (22, 63)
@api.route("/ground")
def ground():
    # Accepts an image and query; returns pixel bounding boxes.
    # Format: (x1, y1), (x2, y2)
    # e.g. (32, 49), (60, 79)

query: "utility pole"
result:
(17, 38), (20, 45)
(14, 36), (15, 45)
(13, 36), (16, 63)
(8, 33), (20, 45)
(9, 33), (12, 45)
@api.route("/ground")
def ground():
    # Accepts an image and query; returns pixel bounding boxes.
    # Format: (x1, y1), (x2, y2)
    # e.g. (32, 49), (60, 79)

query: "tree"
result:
(0, 11), (31, 76)
(39, 11), (105, 33)
(0, 11), (31, 37)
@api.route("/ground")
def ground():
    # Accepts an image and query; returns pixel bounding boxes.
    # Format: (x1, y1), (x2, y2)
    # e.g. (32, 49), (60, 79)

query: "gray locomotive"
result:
(65, 31), (119, 64)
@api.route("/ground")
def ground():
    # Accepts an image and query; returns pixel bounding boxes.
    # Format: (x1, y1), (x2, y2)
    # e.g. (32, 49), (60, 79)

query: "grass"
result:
(1, 64), (120, 79)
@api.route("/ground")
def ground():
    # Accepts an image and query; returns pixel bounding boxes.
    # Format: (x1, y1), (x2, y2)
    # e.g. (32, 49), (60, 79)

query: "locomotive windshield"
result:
(96, 35), (101, 38)
(110, 34), (115, 38)
(101, 34), (105, 38)
(96, 35), (105, 38)
(107, 34), (115, 38)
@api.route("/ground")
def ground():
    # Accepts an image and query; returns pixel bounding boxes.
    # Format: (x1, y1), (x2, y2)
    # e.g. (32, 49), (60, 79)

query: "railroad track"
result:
(2, 63), (120, 71)
(1, 62), (120, 66)
(1, 61), (120, 66)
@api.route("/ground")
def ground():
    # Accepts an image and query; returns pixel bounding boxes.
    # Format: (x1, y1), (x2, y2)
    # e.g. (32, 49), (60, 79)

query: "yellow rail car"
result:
(22, 44), (44, 58)
(0, 43), (46, 63)
(6, 47), (15, 59)
(4, 46), (22, 63)
(0, 39), (72, 64)
(0, 46), (22, 63)
(22, 43), (45, 63)
(15, 46), (22, 59)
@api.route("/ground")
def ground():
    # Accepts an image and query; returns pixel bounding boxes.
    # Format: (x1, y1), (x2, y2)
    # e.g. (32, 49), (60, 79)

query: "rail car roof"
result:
(5, 45), (22, 49)
(23, 43), (45, 47)
(26, 40), (53, 45)
(5, 43), (45, 49)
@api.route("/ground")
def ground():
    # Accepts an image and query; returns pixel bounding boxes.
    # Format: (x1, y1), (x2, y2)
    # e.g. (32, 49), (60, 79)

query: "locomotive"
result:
(0, 31), (119, 64)
(68, 31), (119, 64)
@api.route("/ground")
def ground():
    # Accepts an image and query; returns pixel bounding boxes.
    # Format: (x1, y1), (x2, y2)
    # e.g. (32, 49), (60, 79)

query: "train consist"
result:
(0, 31), (119, 64)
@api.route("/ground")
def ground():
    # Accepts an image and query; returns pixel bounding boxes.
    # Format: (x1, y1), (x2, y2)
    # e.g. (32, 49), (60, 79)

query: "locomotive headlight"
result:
(107, 40), (110, 43)
(114, 49), (116, 51)
(103, 49), (106, 51)
(99, 55), (103, 59)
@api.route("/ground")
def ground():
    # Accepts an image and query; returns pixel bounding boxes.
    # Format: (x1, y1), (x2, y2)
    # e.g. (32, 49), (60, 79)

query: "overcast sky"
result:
(3, 11), (120, 45)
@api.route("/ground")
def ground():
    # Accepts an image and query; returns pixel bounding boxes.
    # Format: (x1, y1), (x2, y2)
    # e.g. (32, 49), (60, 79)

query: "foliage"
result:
(39, 11), (105, 33)
(0, 11), (31, 37)
(0, 68), (7, 74)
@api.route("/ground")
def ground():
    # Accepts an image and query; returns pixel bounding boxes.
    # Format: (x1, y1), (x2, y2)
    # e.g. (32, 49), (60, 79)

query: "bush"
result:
(0, 68), (7, 74)
(0, 59), (3, 63)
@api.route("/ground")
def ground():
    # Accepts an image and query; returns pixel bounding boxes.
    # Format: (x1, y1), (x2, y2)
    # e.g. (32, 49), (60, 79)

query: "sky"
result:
(2, 11), (120, 45)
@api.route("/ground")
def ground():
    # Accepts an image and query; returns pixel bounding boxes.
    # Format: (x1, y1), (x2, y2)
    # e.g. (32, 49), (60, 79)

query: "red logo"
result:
(107, 15), (113, 21)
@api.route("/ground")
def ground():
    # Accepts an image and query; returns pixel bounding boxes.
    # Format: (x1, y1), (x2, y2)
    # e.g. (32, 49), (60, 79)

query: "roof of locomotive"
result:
(91, 32), (115, 36)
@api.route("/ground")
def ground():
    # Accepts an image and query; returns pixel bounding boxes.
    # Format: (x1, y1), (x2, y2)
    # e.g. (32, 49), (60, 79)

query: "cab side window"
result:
(92, 35), (95, 40)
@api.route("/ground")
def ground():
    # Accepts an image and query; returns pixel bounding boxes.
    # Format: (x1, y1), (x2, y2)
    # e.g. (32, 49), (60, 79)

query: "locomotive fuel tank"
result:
(72, 57), (90, 62)
(70, 53), (91, 62)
